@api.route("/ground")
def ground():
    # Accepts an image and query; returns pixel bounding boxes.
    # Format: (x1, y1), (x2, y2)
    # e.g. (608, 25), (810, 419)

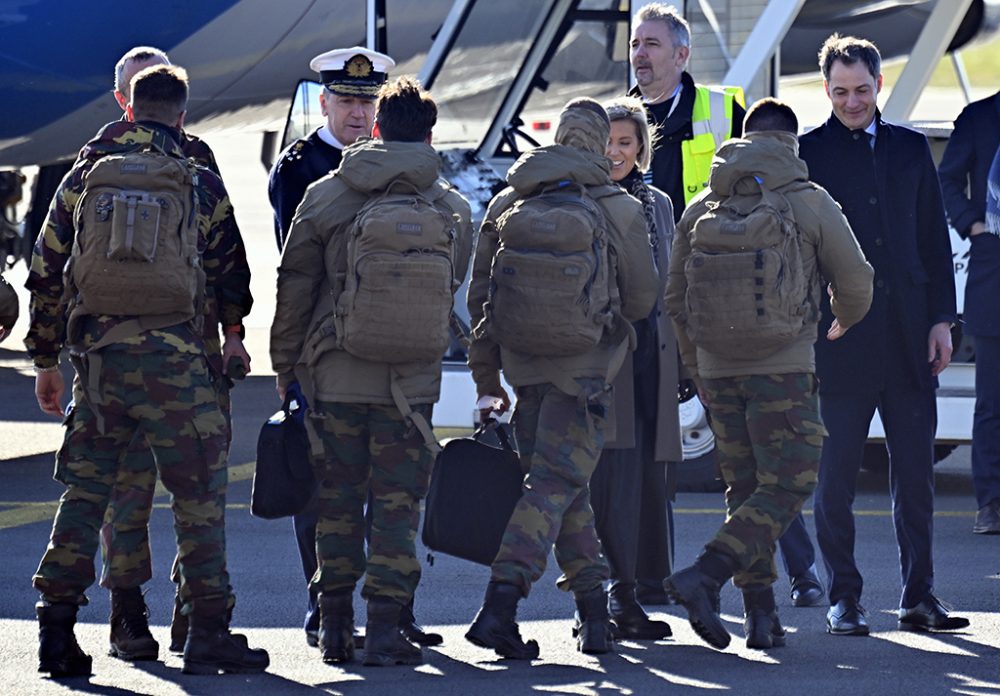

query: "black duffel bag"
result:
(422, 419), (524, 565)
(251, 391), (315, 519)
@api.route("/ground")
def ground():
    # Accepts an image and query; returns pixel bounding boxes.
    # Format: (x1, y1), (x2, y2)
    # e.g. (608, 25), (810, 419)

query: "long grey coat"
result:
(604, 185), (683, 463)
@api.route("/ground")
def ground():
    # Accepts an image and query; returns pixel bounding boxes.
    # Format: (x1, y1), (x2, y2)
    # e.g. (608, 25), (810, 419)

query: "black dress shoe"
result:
(826, 599), (869, 636)
(973, 500), (1000, 535)
(790, 572), (826, 608)
(899, 596), (970, 632)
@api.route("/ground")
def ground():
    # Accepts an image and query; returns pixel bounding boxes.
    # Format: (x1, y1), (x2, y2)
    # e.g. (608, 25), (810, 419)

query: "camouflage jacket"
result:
(112, 113), (221, 175)
(25, 121), (253, 369)
(178, 131), (221, 175)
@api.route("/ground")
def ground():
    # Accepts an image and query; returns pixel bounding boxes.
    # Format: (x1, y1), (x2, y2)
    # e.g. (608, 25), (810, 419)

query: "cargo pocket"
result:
(190, 404), (229, 492)
(778, 375), (825, 495)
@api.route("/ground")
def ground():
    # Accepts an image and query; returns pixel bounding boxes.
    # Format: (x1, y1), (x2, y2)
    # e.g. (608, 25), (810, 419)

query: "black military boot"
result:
(743, 587), (787, 650)
(664, 549), (737, 650)
(319, 591), (356, 664)
(182, 600), (269, 675)
(573, 586), (613, 654)
(399, 598), (443, 646)
(108, 587), (159, 661)
(608, 582), (672, 641)
(172, 593), (245, 654)
(362, 597), (423, 667)
(466, 581), (540, 660)
(169, 593), (187, 654)
(37, 601), (92, 678)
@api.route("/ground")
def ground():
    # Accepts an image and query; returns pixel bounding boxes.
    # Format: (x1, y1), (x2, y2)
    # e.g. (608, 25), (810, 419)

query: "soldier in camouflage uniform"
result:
(26, 64), (267, 677)
(271, 77), (473, 666)
(95, 46), (242, 661)
(464, 98), (659, 659)
(663, 98), (873, 651)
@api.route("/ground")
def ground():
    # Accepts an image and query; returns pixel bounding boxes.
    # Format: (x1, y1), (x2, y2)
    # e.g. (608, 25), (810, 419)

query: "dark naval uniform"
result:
(268, 129), (344, 249)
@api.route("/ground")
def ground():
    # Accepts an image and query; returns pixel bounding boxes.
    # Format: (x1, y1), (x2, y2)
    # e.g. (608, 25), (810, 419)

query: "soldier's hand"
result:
(222, 333), (251, 377)
(477, 386), (511, 423)
(827, 319), (846, 340)
(0, 326), (7, 343)
(928, 321), (953, 377)
(35, 370), (65, 417)
(276, 377), (286, 402)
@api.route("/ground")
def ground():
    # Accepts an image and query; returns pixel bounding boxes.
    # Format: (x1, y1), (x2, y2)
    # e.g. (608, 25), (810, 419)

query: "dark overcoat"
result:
(938, 91), (1000, 337)
(799, 111), (956, 394)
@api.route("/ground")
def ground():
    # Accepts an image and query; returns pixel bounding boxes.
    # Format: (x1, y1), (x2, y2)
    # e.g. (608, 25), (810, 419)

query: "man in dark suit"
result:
(938, 90), (1000, 535)
(799, 34), (969, 636)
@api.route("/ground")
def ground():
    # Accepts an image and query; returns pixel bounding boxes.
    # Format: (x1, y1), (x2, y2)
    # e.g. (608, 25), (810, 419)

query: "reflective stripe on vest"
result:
(681, 84), (745, 205)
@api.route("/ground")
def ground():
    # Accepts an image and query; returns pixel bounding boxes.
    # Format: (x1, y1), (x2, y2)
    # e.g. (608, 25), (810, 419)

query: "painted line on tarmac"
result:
(0, 462), (258, 530)
(2, 497), (976, 531)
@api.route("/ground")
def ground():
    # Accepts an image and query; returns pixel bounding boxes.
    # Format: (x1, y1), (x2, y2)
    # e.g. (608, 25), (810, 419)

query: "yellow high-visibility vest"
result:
(681, 84), (745, 205)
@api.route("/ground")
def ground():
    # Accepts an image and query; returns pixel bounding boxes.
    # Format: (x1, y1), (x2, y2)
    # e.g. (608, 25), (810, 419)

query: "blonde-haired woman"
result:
(589, 96), (682, 640)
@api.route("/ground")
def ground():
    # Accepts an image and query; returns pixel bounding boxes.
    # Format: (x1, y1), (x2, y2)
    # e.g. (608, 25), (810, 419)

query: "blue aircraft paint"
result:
(0, 1), (238, 138)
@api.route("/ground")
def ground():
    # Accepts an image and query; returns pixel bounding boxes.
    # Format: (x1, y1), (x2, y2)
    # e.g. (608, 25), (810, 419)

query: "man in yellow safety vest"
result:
(628, 2), (745, 221)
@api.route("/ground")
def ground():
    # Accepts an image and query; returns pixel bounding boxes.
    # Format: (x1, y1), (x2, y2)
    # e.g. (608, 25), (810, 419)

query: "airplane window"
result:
(432, 0), (552, 148)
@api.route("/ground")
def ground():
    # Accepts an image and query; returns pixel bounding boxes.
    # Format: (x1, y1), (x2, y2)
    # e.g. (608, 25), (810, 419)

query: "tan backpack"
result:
(69, 147), (202, 320)
(683, 181), (809, 359)
(334, 180), (459, 364)
(485, 182), (618, 356)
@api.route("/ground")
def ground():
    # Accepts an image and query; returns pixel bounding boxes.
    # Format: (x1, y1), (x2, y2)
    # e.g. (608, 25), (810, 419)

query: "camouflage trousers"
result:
(309, 401), (434, 604)
(32, 349), (231, 613)
(98, 383), (231, 590)
(491, 379), (611, 597)
(702, 372), (825, 589)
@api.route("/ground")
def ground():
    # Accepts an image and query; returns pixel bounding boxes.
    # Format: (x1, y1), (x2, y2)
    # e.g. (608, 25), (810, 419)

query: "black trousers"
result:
(814, 383), (936, 609)
(972, 335), (1000, 508)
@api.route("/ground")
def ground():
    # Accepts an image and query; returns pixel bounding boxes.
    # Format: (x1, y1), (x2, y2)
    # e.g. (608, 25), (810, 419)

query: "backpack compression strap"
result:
(389, 370), (441, 455)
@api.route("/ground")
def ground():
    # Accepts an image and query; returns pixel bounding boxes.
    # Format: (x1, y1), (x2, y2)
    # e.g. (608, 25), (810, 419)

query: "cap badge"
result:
(345, 54), (374, 78)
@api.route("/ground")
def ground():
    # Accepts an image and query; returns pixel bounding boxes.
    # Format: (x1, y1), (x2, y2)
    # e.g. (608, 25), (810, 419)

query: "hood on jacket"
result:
(708, 130), (808, 197)
(78, 121), (186, 163)
(554, 98), (610, 156)
(337, 138), (441, 193)
(506, 144), (612, 196)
